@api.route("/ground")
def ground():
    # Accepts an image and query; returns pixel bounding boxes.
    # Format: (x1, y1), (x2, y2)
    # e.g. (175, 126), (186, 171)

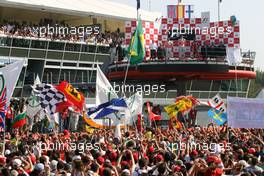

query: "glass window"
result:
(29, 50), (46, 58)
(76, 70), (88, 83)
(65, 43), (81, 51)
(43, 68), (60, 84)
(241, 79), (249, 92)
(97, 45), (109, 54)
(59, 69), (76, 83)
(79, 63), (93, 68)
(46, 61), (61, 66)
(80, 53), (94, 62)
(31, 40), (48, 49)
(0, 37), (12, 46)
(10, 48), (28, 57)
(12, 38), (30, 48)
(16, 67), (26, 87)
(47, 51), (63, 60)
(22, 85), (32, 97)
(220, 80), (230, 91)
(88, 45), (96, 52)
(13, 88), (22, 98)
(191, 80), (211, 91)
(48, 41), (65, 50)
(211, 80), (221, 91)
(0, 48), (9, 56)
(81, 45), (89, 52)
(63, 53), (79, 61)
(63, 62), (76, 67)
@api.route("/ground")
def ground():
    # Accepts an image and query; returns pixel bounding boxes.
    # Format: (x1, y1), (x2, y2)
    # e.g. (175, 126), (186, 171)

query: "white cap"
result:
(13, 159), (22, 167)
(72, 155), (81, 161)
(4, 149), (11, 155)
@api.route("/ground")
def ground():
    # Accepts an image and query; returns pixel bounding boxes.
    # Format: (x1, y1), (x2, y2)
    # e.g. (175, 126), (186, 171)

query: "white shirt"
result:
(150, 43), (157, 50)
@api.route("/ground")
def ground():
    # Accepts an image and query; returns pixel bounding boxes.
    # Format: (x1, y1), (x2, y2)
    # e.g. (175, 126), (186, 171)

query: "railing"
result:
(0, 34), (110, 54)
(110, 47), (256, 68)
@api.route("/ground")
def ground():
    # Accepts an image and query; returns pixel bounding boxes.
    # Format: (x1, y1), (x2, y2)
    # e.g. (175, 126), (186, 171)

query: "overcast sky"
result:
(111, 0), (264, 70)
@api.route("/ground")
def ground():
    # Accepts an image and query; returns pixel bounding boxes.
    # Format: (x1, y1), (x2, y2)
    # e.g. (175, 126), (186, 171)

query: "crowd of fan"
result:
(0, 121), (263, 176)
(0, 19), (124, 45)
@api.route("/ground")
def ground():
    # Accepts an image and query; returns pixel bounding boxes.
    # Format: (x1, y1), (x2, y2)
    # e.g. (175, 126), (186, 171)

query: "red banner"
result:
(56, 81), (85, 112)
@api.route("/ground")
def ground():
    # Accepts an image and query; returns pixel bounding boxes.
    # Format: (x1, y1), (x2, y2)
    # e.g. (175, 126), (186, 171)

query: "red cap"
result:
(248, 148), (256, 154)
(120, 161), (129, 167)
(110, 152), (117, 161)
(148, 146), (155, 153)
(0, 156), (6, 165)
(30, 154), (36, 164)
(107, 145), (113, 151)
(215, 168), (223, 175)
(206, 156), (215, 163)
(214, 158), (222, 164)
(191, 150), (198, 156)
(207, 156), (222, 164)
(133, 152), (139, 162)
(97, 156), (105, 165)
(174, 165), (181, 172)
(156, 154), (164, 162)
(143, 153), (149, 161)
(63, 129), (69, 135)
(63, 130), (70, 138)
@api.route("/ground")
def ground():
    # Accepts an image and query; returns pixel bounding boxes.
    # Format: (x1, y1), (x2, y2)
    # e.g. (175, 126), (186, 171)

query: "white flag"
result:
(0, 60), (24, 104)
(226, 47), (242, 65)
(124, 92), (143, 125)
(114, 123), (121, 139)
(27, 75), (41, 118)
(96, 65), (118, 105)
(92, 65), (120, 126)
(207, 94), (226, 113)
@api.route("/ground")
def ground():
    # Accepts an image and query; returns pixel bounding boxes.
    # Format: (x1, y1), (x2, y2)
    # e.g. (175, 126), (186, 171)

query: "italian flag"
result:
(12, 112), (27, 128)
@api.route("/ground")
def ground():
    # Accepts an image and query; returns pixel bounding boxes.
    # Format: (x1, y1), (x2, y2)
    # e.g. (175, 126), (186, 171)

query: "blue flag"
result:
(208, 108), (227, 126)
(88, 98), (127, 119)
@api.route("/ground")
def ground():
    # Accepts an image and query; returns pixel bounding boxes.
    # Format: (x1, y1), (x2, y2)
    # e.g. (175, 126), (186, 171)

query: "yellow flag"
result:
(85, 125), (94, 134)
(164, 104), (179, 119)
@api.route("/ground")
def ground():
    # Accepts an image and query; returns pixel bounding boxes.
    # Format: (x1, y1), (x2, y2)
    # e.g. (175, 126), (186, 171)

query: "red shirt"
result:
(205, 168), (223, 176)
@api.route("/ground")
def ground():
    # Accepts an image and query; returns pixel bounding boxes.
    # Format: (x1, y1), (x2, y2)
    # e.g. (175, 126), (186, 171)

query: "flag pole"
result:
(218, 0), (220, 21)
(235, 64), (238, 97)
(122, 3), (140, 98)
(2, 116), (6, 156)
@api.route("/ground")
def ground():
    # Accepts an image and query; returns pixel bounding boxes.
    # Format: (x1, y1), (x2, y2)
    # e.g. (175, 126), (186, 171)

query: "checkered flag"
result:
(33, 84), (66, 117)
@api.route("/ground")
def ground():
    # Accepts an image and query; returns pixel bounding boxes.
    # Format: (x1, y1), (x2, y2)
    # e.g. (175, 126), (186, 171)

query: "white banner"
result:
(227, 97), (264, 129)
(0, 60), (24, 105)
(201, 11), (210, 28)
(226, 47), (242, 65)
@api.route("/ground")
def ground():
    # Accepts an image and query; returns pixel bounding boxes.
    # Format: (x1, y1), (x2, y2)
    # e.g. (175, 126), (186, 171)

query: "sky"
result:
(111, 0), (264, 70)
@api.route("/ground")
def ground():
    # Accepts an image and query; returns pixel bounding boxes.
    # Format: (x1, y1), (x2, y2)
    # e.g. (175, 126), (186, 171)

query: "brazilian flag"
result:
(128, 18), (145, 65)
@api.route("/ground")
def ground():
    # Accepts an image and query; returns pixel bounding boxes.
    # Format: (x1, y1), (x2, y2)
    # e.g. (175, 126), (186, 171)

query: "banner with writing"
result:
(227, 97), (264, 129)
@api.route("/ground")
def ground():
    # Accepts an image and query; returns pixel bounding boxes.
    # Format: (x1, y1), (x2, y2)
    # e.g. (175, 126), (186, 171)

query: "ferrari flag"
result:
(56, 81), (85, 112)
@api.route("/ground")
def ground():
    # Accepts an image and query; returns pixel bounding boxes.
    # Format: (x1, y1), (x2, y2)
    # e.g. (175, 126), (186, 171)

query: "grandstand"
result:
(0, 0), (161, 98)
(0, 0), (256, 111)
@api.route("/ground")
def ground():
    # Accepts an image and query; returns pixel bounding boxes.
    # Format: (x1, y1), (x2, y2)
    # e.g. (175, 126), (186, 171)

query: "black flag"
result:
(137, 0), (140, 10)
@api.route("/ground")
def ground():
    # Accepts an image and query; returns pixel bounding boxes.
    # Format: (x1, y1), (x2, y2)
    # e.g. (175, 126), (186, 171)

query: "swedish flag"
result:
(208, 108), (227, 126)
(128, 18), (145, 65)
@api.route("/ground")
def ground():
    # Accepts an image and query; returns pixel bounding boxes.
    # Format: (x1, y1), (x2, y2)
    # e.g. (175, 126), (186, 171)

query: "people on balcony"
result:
(150, 40), (158, 59)
(0, 19), (125, 45)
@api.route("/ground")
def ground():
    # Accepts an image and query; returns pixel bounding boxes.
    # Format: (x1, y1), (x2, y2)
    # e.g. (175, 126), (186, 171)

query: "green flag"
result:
(128, 18), (145, 65)
(12, 112), (27, 128)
